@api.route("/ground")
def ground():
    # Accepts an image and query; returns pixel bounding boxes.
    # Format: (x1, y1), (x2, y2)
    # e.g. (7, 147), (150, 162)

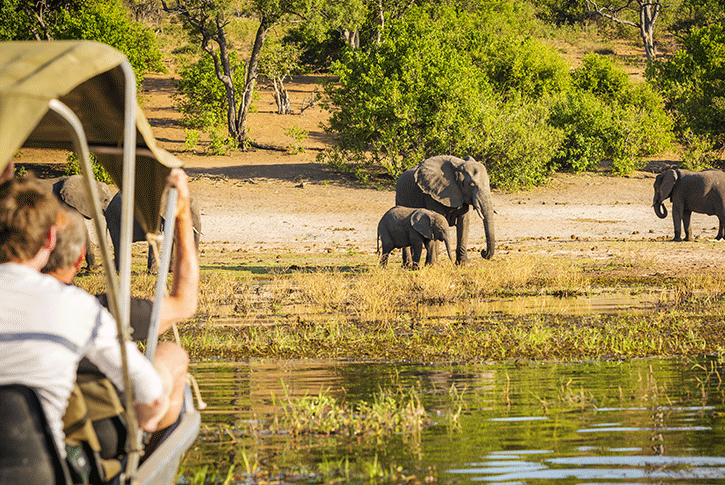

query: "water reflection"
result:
(184, 358), (725, 484)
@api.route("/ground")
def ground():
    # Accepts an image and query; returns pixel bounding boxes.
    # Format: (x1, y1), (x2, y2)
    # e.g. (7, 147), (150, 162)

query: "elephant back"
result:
(395, 168), (425, 208)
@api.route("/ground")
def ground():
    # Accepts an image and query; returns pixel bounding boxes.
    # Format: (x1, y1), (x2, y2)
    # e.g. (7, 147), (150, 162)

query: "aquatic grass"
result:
(273, 383), (430, 437)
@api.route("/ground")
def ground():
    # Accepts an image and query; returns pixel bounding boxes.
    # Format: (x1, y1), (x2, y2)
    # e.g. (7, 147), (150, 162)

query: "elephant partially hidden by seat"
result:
(104, 190), (201, 272)
(377, 206), (453, 269)
(653, 168), (725, 241)
(40, 175), (113, 270)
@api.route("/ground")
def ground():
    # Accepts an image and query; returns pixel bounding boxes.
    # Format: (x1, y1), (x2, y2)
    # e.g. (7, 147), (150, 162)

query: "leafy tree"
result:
(535, 0), (590, 25)
(163, 0), (307, 148)
(56, 0), (165, 85)
(0, 0), (164, 86)
(668, 0), (725, 40)
(478, 35), (572, 99)
(584, 0), (664, 60)
(647, 23), (725, 149)
(175, 52), (246, 129)
(552, 54), (673, 174)
(321, 6), (492, 177)
(258, 38), (302, 114)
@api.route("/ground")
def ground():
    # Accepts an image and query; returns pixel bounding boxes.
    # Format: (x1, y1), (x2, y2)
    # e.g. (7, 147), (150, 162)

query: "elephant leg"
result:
(455, 212), (471, 264)
(401, 246), (412, 267)
(683, 210), (693, 241)
(380, 252), (390, 266)
(672, 206), (683, 241)
(424, 239), (436, 266)
(380, 243), (393, 266)
(411, 243), (423, 270)
(82, 224), (95, 270)
(718, 216), (725, 240)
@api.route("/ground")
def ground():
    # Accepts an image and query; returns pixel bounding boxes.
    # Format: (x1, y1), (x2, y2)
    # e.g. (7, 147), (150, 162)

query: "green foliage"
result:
(478, 35), (572, 99)
(322, 6), (493, 178)
(0, 0), (30, 40)
(0, 1), (164, 86)
(285, 125), (308, 154)
(258, 37), (302, 81)
(205, 126), (237, 156)
(174, 52), (246, 129)
(668, 0), (725, 39)
(534, 0), (589, 26)
(64, 153), (114, 184)
(184, 129), (201, 153)
(550, 54), (673, 175)
(480, 96), (564, 190)
(647, 24), (725, 149)
(572, 53), (631, 103)
(680, 129), (718, 170)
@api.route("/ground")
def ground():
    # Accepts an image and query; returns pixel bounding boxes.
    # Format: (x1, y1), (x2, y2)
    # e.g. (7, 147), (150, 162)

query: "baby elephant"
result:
(653, 168), (725, 241)
(377, 207), (453, 269)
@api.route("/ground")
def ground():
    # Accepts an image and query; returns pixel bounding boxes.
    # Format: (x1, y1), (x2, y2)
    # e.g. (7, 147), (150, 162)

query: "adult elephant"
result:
(395, 155), (495, 263)
(105, 190), (201, 271)
(653, 168), (725, 241)
(42, 175), (113, 269)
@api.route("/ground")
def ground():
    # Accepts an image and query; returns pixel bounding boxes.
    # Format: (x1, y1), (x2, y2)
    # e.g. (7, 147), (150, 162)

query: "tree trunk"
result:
(342, 29), (359, 49)
(639, 0), (661, 60)
(273, 77), (291, 114)
(236, 19), (272, 147)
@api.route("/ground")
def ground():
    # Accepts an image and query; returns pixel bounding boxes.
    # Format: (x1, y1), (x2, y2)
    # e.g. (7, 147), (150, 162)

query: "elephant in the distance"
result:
(377, 207), (453, 269)
(41, 175), (113, 270)
(653, 168), (725, 241)
(395, 155), (495, 264)
(105, 190), (201, 271)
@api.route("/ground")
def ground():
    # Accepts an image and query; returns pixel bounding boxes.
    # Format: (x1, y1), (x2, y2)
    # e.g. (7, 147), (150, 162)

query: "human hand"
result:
(166, 168), (191, 221)
(134, 393), (170, 432)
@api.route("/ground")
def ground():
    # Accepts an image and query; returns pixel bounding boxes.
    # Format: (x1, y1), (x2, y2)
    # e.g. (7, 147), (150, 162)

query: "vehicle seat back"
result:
(0, 384), (70, 485)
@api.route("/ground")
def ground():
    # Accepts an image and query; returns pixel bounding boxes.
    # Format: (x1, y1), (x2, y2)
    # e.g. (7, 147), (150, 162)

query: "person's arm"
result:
(85, 307), (167, 432)
(159, 169), (199, 334)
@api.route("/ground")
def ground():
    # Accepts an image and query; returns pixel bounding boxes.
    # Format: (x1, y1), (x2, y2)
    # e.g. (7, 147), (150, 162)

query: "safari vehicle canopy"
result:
(0, 40), (199, 484)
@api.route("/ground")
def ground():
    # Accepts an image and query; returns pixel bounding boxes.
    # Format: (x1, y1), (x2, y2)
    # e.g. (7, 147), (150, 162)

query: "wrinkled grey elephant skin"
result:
(104, 191), (201, 272)
(377, 206), (453, 269)
(40, 175), (113, 269)
(653, 168), (725, 241)
(395, 155), (495, 264)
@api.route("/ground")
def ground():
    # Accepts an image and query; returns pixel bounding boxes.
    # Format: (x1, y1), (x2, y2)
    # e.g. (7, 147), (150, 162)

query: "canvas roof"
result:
(0, 40), (182, 234)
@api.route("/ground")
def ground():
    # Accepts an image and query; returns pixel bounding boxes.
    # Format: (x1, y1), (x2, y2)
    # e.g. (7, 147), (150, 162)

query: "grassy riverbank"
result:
(75, 239), (725, 363)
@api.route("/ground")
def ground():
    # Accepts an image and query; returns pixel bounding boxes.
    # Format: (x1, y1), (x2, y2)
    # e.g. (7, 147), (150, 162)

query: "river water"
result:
(180, 357), (725, 484)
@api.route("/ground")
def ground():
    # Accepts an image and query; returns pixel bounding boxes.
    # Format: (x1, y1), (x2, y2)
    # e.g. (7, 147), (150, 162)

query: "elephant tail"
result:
(376, 233), (380, 255)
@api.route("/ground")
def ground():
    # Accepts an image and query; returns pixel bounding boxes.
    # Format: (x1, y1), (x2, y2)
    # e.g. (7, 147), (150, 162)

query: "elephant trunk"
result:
(474, 193), (495, 260)
(443, 234), (454, 262)
(653, 193), (668, 219)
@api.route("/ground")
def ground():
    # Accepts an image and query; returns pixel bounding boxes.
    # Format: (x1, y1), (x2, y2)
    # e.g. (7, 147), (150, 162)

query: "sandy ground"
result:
(16, 72), (725, 276)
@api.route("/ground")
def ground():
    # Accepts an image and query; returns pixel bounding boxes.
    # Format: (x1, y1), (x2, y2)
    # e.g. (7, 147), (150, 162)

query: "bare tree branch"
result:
(586, 0), (663, 60)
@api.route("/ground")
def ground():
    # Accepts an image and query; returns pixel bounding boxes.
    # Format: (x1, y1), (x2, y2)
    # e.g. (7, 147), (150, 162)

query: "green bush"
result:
(64, 153), (113, 184)
(549, 91), (610, 172)
(646, 24), (725, 148)
(480, 96), (564, 190)
(322, 6), (491, 178)
(478, 35), (572, 99)
(572, 53), (631, 104)
(54, 0), (165, 86)
(550, 55), (673, 175)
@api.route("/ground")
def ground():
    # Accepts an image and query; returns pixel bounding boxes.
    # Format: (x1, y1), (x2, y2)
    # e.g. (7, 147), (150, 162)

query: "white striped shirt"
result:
(0, 263), (163, 457)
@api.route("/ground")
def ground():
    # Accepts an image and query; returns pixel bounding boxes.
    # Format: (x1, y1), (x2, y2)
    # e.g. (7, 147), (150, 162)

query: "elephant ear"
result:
(414, 155), (464, 208)
(59, 175), (93, 219)
(658, 169), (679, 200)
(411, 210), (434, 240)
